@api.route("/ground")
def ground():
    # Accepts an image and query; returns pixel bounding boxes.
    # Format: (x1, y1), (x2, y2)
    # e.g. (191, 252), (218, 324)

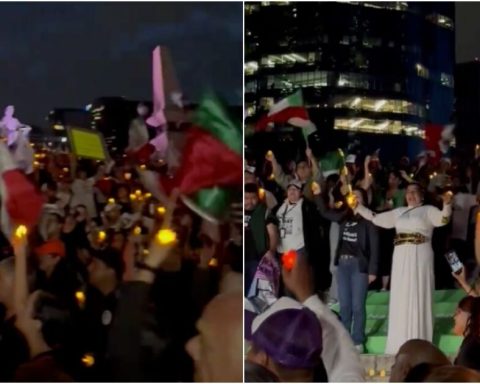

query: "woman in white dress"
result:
(354, 183), (452, 355)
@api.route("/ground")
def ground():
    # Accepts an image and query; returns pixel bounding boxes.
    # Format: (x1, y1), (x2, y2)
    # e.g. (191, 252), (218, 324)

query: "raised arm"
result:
(427, 192), (453, 227)
(311, 182), (347, 223)
(355, 204), (397, 229)
(265, 151), (290, 190)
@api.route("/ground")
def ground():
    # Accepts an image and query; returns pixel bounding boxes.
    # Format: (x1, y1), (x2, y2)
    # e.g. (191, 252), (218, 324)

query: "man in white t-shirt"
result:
(276, 180), (305, 254)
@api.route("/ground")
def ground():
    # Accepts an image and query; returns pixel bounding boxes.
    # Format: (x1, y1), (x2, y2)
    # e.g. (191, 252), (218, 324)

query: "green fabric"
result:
(250, 204), (268, 255)
(185, 187), (231, 222)
(194, 93), (242, 156)
(331, 289), (464, 356)
(320, 149), (346, 175)
(287, 90), (304, 107)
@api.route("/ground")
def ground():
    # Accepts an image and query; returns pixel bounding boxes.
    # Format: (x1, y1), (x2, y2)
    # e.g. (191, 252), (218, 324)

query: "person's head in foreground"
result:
(455, 297), (480, 372)
(453, 296), (476, 336)
(389, 339), (450, 382)
(185, 292), (243, 382)
(404, 363), (480, 382)
(286, 180), (303, 205)
(245, 297), (326, 383)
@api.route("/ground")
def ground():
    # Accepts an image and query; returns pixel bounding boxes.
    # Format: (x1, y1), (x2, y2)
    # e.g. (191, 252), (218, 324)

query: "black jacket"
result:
(314, 195), (380, 275)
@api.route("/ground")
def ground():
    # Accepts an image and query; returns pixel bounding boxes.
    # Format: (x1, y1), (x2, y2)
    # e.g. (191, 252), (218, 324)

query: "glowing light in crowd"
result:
(75, 291), (86, 306)
(81, 354), (95, 367)
(156, 229), (177, 245)
(208, 258), (218, 267)
(157, 206), (166, 215)
(108, 198), (115, 204)
(258, 188), (266, 199)
(130, 194), (137, 201)
(282, 250), (297, 271)
(15, 225), (27, 239)
(133, 226), (142, 236)
(98, 231), (106, 242)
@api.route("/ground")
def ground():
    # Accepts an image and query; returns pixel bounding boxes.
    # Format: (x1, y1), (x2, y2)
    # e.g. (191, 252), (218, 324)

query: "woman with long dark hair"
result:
(313, 184), (379, 352)
(354, 182), (452, 355)
(456, 297), (480, 372)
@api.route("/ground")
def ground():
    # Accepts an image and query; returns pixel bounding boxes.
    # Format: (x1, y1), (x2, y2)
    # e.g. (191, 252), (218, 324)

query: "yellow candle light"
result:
(268, 173), (275, 181)
(130, 194), (137, 201)
(368, 369), (375, 377)
(133, 226), (142, 236)
(140, 164), (146, 170)
(75, 291), (86, 306)
(157, 206), (166, 215)
(135, 189), (142, 196)
(334, 201), (344, 209)
(108, 198), (115, 205)
(156, 229), (177, 245)
(15, 225), (27, 239)
(266, 150), (273, 158)
(346, 193), (356, 209)
(124, 172), (132, 181)
(98, 231), (106, 242)
(380, 369), (386, 377)
(143, 249), (150, 256)
(81, 353), (95, 367)
(145, 192), (152, 199)
(208, 258), (219, 268)
(258, 187), (266, 200)
(63, 167), (69, 173)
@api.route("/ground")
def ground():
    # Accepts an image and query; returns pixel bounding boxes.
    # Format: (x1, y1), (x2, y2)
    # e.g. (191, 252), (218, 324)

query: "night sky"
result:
(0, 2), (243, 127)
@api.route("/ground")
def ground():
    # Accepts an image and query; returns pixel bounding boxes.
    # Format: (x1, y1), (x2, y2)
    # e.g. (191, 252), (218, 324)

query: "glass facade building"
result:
(245, 2), (455, 157)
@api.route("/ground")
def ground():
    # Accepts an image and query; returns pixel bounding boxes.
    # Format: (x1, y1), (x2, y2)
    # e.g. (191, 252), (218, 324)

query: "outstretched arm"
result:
(355, 204), (397, 229)
(427, 192), (453, 227)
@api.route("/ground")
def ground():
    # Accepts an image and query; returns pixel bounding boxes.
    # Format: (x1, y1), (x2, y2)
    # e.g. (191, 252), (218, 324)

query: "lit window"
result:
(415, 63), (429, 79)
(244, 61), (259, 76)
(332, 95), (426, 117)
(440, 73), (454, 88)
(426, 13), (454, 30)
(337, 73), (369, 89)
(334, 118), (422, 136)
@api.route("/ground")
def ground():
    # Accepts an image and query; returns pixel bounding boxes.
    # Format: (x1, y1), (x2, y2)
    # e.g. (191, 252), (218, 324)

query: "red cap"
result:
(35, 240), (66, 258)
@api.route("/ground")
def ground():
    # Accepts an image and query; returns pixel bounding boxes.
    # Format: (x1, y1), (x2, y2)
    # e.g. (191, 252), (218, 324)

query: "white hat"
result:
(287, 179), (303, 190)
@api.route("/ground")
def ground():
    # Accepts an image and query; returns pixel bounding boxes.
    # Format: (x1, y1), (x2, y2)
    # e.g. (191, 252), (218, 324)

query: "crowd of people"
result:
(244, 135), (480, 382)
(0, 138), (243, 382)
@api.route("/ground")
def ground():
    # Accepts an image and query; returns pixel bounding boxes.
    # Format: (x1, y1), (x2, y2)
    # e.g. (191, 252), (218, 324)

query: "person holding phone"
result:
(353, 182), (452, 355)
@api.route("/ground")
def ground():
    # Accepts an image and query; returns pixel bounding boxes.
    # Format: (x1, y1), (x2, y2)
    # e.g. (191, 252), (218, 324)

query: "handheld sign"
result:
(68, 127), (108, 161)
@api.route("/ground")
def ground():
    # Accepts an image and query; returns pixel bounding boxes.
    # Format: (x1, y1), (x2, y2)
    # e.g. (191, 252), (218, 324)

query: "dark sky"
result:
(457, 3), (480, 63)
(0, 2), (243, 127)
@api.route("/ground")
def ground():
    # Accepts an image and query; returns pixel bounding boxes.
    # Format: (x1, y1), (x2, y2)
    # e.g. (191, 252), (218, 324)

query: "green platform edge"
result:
(329, 289), (465, 355)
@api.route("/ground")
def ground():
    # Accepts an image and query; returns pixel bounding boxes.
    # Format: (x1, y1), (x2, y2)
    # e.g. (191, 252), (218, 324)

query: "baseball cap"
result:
(245, 297), (323, 369)
(35, 240), (66, 258)
(287, 179), (303, 191)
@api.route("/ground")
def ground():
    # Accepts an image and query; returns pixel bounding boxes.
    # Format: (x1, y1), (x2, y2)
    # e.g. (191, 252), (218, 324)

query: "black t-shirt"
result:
(245, 209), (257, 262)
(338, 219), (361, 258)
(455, 335), (480, 372)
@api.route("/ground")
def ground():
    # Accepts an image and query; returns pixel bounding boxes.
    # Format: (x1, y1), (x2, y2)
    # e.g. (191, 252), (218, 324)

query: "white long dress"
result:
(356, 203), (452, 355)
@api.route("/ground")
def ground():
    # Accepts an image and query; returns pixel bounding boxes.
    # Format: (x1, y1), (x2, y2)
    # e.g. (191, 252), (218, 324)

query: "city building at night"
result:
(245, 2), (455, 158)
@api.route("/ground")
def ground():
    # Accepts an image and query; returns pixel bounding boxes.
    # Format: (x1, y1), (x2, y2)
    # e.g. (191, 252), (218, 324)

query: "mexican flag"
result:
(320, 149), (346, 178)
(255, 90), (316, 139)
(141, 93), (242, 223)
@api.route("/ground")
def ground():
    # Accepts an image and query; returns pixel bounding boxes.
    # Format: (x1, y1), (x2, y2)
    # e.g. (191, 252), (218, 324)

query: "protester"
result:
(313, 183), (379, 352)
(354, 183), (452, 354)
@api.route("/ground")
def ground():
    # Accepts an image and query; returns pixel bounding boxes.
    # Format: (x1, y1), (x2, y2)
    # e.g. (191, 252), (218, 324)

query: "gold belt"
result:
(394, 233), (428, 246)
